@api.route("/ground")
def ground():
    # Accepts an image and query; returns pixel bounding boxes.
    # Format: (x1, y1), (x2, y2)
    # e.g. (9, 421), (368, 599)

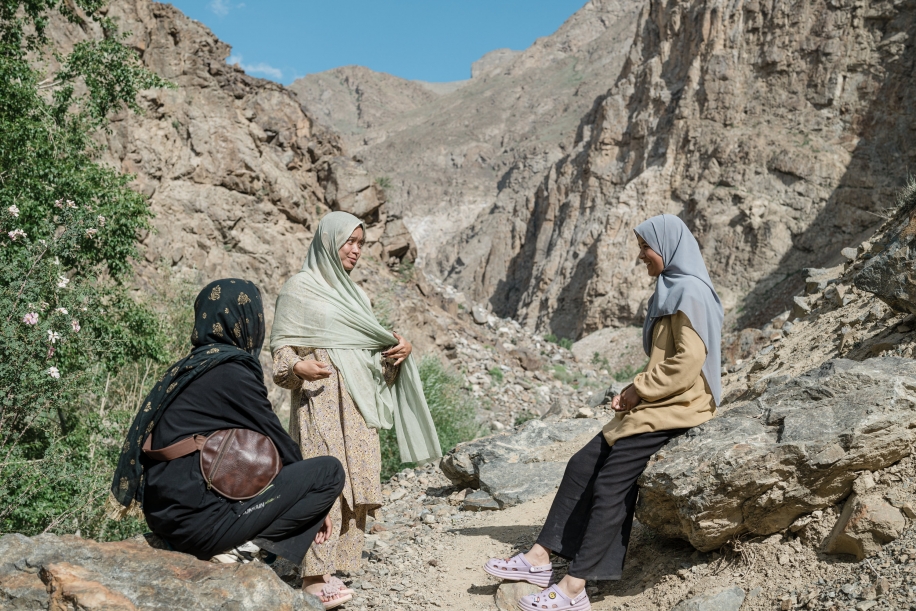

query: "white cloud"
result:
(208, 0), (231, 16)
(226, 54), (283, 81)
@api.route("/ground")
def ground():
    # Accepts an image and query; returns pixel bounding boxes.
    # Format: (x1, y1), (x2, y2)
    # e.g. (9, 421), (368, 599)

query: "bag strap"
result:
(142, 433), (208, 461)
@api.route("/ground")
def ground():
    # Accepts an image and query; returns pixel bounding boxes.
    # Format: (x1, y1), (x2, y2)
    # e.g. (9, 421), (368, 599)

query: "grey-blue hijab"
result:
(635, 214), (723, 405)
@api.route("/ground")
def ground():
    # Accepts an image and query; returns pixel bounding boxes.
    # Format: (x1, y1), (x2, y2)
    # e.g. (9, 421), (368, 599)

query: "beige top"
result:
(602, 311), (716, 446)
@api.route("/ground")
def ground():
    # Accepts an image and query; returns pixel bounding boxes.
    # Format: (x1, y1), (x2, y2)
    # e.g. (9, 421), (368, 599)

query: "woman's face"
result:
(338, 226), (365, 272)
(637, 235), (664, 277)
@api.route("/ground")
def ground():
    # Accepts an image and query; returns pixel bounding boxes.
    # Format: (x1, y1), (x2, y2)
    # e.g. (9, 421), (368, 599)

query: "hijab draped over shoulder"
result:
(108, 279), (266, 519)
(270, 211), (441, 464)
(634, 214), (724, 405)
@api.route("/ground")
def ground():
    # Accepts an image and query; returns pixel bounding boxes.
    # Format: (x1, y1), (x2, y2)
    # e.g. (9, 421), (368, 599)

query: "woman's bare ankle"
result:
(557, 575), (585, 597)
(524, 544), (551, 566)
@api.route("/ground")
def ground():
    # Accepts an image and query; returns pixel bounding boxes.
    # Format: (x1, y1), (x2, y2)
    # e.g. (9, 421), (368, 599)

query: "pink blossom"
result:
(66, 200), (76, 209)
(8, 205), (19, 218)
(47, 366), (60, 379)
(86, 228), (98, 239)
(71, 320), (80, 333)
(55, 307), (68, 315)
(23, 312), (38, 325)
(47, 346), (55, 359)
(57, 275), (70, 289)
(97, 215), (106, 227)
(47, 330), (60, 344)
(8, 229), (26, 241)
(54, 199), (63, 208)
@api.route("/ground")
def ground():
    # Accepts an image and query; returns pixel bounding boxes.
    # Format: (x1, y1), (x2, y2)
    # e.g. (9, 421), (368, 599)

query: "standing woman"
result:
(483, 214), (723, 611)
(271, 211), (441, 600)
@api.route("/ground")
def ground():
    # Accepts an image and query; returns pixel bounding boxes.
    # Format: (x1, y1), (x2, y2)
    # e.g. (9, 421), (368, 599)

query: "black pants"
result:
(192, 456), (344, 564)
(536, 429), (685, 580)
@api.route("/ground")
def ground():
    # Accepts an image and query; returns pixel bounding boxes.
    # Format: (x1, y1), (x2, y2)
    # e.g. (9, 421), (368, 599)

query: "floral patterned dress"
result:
(273, 346), (383, 575)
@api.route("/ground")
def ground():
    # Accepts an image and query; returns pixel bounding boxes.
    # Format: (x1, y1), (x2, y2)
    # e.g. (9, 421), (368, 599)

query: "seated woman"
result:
(108, 279), (346, 604)
(483, 215), (724, 611)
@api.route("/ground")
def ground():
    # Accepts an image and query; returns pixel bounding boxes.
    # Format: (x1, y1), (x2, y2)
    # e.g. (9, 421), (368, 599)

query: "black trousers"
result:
(189, 456), (344, 564)
(536, 429), (685, 580)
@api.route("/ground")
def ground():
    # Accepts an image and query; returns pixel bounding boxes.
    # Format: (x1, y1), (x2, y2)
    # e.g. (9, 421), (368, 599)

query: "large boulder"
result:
(855, 201), (916, 313)
(440, 418), (603, 508)
(637, 358), (916, 551)
(0, 533), (322, 610)
(319, 156), (383, 219)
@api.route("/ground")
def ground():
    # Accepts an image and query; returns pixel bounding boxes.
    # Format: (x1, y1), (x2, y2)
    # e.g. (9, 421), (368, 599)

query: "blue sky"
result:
(167, 1), (586, 85)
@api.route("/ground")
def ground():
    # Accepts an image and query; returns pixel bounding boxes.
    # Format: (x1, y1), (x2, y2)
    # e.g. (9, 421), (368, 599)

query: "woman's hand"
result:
(314, 515), (333, 544)
(612, 385), (642, 412)
(293, 359), (332, 381)
(382, 332), (412, 366)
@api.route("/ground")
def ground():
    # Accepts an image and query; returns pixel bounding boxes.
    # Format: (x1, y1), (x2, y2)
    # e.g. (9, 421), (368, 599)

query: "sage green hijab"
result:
(270, 211), (441, 463)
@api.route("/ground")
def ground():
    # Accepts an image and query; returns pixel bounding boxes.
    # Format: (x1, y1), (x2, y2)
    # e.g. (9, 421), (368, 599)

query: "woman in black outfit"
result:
(109, 279), (345, 572)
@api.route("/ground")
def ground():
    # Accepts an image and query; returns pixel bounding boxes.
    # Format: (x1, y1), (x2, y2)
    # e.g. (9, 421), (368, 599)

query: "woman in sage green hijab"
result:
(271, 211), (441, 599)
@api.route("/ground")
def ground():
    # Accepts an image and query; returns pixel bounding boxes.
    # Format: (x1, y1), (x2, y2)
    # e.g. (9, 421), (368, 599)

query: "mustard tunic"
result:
(273, 346), (383, 574)
(603, 311), (716, 446)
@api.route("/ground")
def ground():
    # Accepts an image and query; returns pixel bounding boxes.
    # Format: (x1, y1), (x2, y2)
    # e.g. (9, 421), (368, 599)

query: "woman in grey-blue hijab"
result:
(483, 213), (723, 611)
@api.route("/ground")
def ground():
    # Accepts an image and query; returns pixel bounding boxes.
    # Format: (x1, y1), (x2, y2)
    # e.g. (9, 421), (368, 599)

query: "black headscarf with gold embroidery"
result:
(108, 279), (265, 518)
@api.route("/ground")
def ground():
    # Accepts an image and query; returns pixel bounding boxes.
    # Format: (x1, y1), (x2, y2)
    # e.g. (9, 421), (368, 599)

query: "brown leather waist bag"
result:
(142, 429), (281, 500)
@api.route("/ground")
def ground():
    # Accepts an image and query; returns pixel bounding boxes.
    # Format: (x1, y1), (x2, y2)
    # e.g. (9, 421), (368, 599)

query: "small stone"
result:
(495, 582), (541, 611)
(842, 247), (858, 261)
(855, 601), (877, 611)
(901, 503), (916, 519)
(875, 577), (891, 596)
(472, 305), (488, 325)
(390, 489), (407, 501)
(461, 490), (500, 511)
(780, 597), (796, 611)
(792, 295), (812, 318)
(370, 523), (388, 534)
(428, 559), (439, 567)
(576, 407), (594, 418)
(422, 514), (437, 524)
(670, 586), (746, 611)
(825, 493), (905, 560)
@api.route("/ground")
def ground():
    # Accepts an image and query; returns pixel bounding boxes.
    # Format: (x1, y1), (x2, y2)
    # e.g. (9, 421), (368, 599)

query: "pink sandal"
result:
(483, 553), (553, 588)
(315, 584), (352, 610)
(518, 584), (590, 611)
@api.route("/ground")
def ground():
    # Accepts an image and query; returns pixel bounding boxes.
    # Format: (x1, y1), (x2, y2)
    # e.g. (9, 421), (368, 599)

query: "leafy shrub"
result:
(379, 356), (483, 480)
(487, 366), (504, 383)
(612, 360), (649, 383)
(0, 0), (171, 538)
(544, 333), (574, 350)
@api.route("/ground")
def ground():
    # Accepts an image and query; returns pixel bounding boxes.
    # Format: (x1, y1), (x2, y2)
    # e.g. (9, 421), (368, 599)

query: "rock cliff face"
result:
(443, 0), (916, 337)
(50, 0), (343, 300)
(293, 0), (645, 274)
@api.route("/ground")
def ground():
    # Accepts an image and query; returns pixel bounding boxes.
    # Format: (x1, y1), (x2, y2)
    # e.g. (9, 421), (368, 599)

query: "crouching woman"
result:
(483, 215), (724, 611)
(108, 279), (344, 575)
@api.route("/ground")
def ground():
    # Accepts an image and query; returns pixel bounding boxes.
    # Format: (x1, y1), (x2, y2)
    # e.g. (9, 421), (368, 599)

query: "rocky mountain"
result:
(297, 0), (916, 343)
(292, 0), (645, 275)
(442, 0), (916, 339)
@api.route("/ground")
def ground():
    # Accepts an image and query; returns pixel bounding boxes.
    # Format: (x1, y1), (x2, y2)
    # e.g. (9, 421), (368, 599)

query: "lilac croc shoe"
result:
(483, 553), (553, 588)
(517, 584), (591, 611)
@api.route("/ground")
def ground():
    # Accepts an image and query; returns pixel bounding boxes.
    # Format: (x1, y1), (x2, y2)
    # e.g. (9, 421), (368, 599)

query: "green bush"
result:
(379, 356), (483, 480)
(0, 0), (171, 538)
(544, 333), (574, 350)
(487, 366), (504, 383)
(612, 360), (649, 383)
